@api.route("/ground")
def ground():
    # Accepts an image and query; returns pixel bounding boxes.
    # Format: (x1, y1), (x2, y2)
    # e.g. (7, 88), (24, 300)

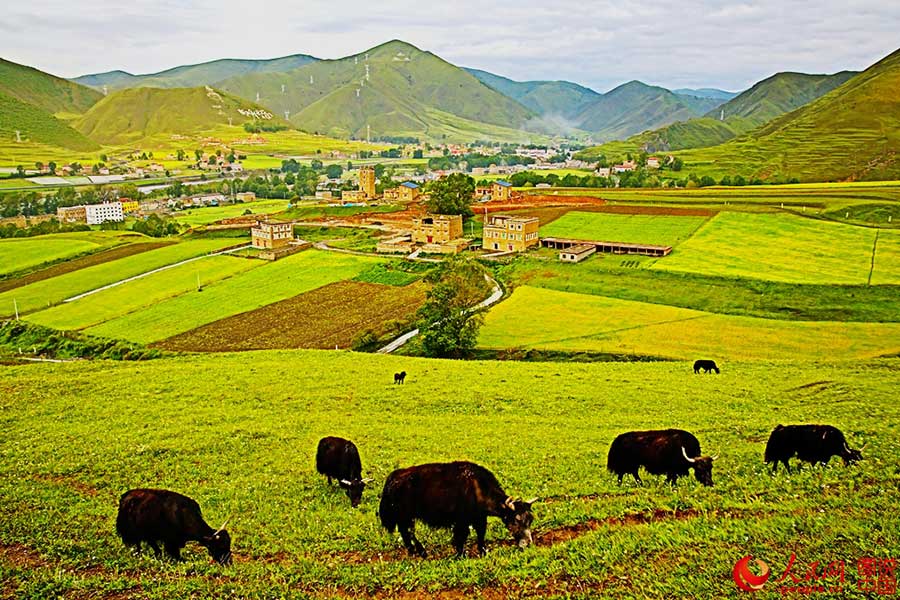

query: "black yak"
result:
(607, 429), (717, 486)
(378, 461), (536, 558)
(394, 371), (407, 384)
(764, 424), (863, 473)
(316, 436), (372, 507)
(116, 489), (231, 564)
(693, 360), (720, 374)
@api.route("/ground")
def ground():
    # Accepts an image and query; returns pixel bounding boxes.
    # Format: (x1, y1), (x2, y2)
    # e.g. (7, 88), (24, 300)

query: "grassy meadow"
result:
(479, 286), (900, 360)
(172, 199), (292, 227)
(0, 351), (897, 599)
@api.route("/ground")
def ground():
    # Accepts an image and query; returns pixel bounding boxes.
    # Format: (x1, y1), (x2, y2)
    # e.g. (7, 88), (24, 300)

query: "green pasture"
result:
(653, 212), (897, 285)
(479, 286), (900, 360)
(86, 250), (382, 343)
(539, 211), (708, 246)
(26, 255), (259, 331)
(0, 238), (237, 316)
(0, 231), (147, 276)
(0, 351), (897, 598)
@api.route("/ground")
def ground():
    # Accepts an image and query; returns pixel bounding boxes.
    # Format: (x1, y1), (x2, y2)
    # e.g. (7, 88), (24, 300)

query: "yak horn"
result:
(859, 443), (868, 451)
(505, 496), (516, 509)
(524, 497), (539, 505)
(362, 478), (374, 484)
(681, 447), (697, 463)
(215, 517), (231, 534)
(340, 479), (352, 485)
(711, 455), (719, 461)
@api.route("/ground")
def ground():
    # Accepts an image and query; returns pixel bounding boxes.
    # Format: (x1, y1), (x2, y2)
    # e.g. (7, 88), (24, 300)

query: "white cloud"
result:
(3, 0), (898, 92)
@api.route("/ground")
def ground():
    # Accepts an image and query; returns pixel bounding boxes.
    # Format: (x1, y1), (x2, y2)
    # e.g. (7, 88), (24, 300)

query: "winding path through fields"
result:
(377, 275), (504, 354)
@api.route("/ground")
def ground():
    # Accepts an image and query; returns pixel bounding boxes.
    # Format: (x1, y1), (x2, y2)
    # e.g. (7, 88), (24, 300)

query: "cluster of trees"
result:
(243, 121), (288, 133)
(132, 214), (179, 237)
(427, 152), (535, 172)
(424, 173), (475, 216)
(417, 257), (492, 359)
(0, 218), (90, 239)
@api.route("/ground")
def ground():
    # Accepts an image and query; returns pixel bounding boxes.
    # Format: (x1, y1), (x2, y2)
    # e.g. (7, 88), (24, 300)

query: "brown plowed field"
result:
(155, 280), (427, 352)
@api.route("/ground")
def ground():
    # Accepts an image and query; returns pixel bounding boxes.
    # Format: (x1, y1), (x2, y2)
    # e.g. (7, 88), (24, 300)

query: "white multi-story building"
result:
(84, 202), (124, 225)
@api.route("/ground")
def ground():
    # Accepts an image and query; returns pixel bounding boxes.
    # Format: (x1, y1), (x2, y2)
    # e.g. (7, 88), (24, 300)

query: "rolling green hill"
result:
(72, 54), (319, 91)
(73, 86), (292, 144)
(464, 68), (600, 119)
(574, 81), (718, 142)
(674, 47), (900, 181)
(0, 58), (102, 115)
(217, 40), (539, 142)
(582, 71), (857, 157)
(0, 92), (99, 151)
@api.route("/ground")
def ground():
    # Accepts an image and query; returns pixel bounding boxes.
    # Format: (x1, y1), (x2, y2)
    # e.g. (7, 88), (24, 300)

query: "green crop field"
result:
(871, 229), (900, 285)
(479, 286), (900, 360)
(0, 351), (897, 598)
(652, 212), (897, 285)
(0, 238), (238, 317)
(85, 250), (382, 344)
(539, 211), (708, 246)
(0, 237), (98, 276)
(26, 255), (259, 331)
(173, 199), (291, 227)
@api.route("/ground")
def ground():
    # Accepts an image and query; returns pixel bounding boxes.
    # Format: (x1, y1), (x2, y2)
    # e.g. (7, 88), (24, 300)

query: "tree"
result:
(413, 149), (423, 159)
(325, 164), (343, 179)
(671, 157), (684, 171)
(48, 161), (56, 174)
(425, 173), (475, 216)
(417, 257), (492, 358)
(176, 149), (186, 161)
(310, 159), (324, 171)
(34, 161), (43, 171)
(194, 149), (203, 161)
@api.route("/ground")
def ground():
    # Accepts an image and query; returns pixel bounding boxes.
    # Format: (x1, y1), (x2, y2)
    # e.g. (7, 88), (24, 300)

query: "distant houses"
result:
(491, 180), (513, 202)
(383, 181), (421, 203)
(251, 220), (293, 249)
(376, 213), (471, 255)
(57, 200), (127, 225)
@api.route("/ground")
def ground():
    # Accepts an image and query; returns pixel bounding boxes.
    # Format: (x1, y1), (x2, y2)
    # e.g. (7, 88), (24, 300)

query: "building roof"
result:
(487, 214), (538, 224)
(400, 181), (419, 189)
(494, 180), (512, 187)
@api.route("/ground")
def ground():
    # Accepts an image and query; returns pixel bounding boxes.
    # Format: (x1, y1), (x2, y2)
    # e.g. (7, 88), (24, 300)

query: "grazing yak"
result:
(316, 436), (372, 507)
(608, 429), (717, 486)
(765, 424), (864, 473)
(378, 461), (537, 558)
(394, 371), (407, 384)
(116, 488), (232, 564)
(693, 359), (720, 374)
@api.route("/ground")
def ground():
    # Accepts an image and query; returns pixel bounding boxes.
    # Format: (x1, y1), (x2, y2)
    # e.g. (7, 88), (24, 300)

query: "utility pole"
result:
(13, 299), (19, 320)
(196, 272), (201, 292)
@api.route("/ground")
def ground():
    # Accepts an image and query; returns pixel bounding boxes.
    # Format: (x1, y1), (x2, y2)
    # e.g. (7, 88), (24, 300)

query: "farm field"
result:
(0, 230), (149, 277)
(26, 255), (259, 331)
(157, 280), (427, 352)
(478, 286), (900, 360)
(0, 238), (238, 316)
(0, 351), (897, 598)
(173, 199), (291, 227)
(0, 240), (172, 294)
(0, 237), (98, 275)
(539, 211), (708, 246)
(871, 229), (900, 285)
(652, 212), (898, 285)
(498, 252), (900, 323)
(85, 250), (383, 343)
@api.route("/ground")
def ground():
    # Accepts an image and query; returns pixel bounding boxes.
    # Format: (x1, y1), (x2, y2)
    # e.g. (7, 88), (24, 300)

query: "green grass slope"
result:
(574, 81), (710, 142)
(0, 58), (102, 115)
(464, 67), (601, 119)
(218, 40), (538, 142)
(72, 54), (318, 91)
(0, 351), (897, 598)
(579, 71), (857, 158)
(73, 86), (292, 144)
(0, 92), (100, 151)
(676, 47), (900, 181)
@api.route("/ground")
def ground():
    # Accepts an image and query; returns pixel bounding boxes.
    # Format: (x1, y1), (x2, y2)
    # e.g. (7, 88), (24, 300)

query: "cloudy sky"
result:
(4, 1), (899, 92)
